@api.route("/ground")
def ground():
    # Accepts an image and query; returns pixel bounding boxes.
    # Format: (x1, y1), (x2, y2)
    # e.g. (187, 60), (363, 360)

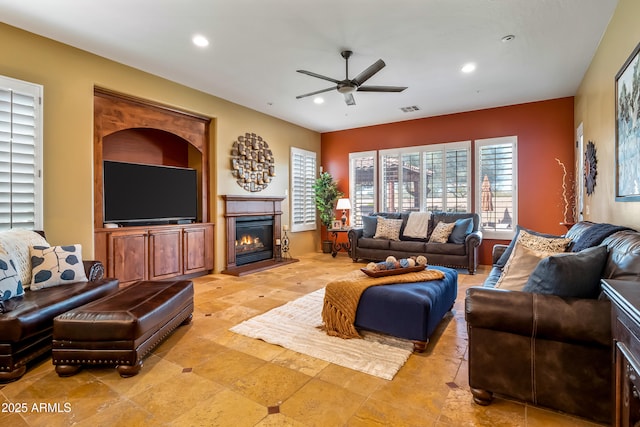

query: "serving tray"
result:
(360, 265), (426, 277)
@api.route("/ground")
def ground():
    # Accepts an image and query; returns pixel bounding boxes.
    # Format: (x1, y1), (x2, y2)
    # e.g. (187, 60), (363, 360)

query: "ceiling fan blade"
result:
(357, 85), (408, 92)
(351, 59), (385, 86)
(296, 69), (340, 84)
(344, 93), (356, 106)
(296, 86), (336, 99)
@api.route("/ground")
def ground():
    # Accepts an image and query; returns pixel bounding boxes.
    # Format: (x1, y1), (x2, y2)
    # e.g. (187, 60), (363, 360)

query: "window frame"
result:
(378, 141), (471, 213)
(474, 136), (518, 240)
(289, 147), (317, 232)
(0, 75), (44, 231)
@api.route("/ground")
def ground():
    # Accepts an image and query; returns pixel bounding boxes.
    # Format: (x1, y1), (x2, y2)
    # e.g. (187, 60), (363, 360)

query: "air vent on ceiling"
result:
(400, 105), (420, 113)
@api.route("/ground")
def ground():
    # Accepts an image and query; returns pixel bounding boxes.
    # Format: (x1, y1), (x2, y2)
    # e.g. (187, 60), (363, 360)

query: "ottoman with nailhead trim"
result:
(52, 280), (193, 377)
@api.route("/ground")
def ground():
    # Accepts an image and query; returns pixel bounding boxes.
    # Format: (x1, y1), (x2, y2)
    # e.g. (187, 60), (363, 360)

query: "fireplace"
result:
(235, 215), (273, 266)
(222, 195), (297, 275)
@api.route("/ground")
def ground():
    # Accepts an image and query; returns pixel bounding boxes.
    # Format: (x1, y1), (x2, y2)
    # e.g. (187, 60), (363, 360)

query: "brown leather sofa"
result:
(465, 221), (640, 423)
(0, 232), (119, 383)
(348, 212), (483, 274)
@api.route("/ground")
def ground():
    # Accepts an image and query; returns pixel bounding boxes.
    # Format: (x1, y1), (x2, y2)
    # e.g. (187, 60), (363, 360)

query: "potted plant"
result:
(313, 172), (343, 253)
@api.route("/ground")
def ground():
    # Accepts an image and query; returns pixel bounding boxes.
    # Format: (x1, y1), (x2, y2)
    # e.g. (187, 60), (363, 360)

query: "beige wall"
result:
(575, 0), (640, 228)
(1, 23), (321, 272)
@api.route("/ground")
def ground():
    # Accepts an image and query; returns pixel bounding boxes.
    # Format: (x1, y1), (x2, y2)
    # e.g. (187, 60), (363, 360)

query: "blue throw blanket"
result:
(570, 223), (632, 252)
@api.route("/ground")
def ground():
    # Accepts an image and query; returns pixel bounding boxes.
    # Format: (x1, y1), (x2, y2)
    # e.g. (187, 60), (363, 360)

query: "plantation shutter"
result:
(445, 147), (469, 212)
(349, 152), (376, 227)
(290, 147), (316, 232)
(476, 136), (517, 239)
(0, 76), (43, 231)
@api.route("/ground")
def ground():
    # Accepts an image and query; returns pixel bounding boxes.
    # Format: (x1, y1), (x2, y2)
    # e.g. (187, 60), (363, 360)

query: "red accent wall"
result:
(320, 97), (575, 266)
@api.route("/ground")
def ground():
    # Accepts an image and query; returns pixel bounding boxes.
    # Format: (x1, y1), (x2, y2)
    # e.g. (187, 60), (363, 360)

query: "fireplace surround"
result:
(222, 195), (297, 275)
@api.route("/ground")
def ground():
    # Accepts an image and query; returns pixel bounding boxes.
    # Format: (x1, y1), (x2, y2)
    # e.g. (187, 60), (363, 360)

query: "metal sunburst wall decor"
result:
(584, 140), (597, 195)
(230, 133), (275, 192)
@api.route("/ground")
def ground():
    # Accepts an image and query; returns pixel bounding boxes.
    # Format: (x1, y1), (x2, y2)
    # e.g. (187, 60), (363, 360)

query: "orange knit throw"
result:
(321, 268), (445, 339)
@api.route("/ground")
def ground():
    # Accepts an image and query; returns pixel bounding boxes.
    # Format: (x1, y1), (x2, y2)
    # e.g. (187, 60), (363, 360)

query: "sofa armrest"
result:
(83, 260), (105, 281)
(492, 244), (508, 264)
(348, 228), (363, 260)
(465, 287), (611, 346)
(465, 230), (482, 248)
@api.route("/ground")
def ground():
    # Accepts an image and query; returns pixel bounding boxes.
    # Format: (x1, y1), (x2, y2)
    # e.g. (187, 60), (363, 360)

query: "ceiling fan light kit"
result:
(296, 50), (407, 106)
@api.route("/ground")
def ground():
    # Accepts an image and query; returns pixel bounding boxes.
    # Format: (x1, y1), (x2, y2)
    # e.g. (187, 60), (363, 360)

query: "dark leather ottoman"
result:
(52, 280), (193, 377)
(355, 266), (458, 352)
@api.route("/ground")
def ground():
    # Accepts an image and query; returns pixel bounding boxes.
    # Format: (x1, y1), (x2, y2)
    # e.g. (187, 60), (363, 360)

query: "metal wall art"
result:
(584, 140), (597, 196)
(230, 133), (275, 192)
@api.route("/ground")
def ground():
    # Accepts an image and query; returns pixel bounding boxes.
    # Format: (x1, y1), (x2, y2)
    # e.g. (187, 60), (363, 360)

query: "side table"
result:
(602, 279), (640, 426)
(328, 228), (351, 257)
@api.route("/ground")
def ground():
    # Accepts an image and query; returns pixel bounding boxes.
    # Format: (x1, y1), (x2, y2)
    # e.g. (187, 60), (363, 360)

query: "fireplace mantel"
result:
(222, 195), (296, 275)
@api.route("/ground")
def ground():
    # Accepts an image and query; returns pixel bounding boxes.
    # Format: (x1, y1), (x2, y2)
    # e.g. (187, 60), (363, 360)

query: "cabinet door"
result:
(183, 225), (213, 274)
(108, 230), (147, 285)
(149, 228), (182, 280)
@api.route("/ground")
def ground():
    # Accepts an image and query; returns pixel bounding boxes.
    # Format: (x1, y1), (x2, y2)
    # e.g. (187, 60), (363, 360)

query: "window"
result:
(290, 147), (316, 232)
(349, 151), (376, 227)
(379, 141), (470, 214)
(475, 136), (517, 239)
(0, 76), (43, 231)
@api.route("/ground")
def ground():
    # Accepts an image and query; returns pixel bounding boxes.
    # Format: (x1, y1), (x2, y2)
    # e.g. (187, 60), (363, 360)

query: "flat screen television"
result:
(103, 160), (198, 226)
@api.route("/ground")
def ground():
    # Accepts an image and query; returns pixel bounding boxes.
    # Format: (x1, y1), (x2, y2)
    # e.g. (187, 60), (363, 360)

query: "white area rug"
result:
(229, 288), (413, 380)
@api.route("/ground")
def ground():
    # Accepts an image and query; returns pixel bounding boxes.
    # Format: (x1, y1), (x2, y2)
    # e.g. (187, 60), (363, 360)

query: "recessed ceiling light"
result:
(461, 63), (476, 73)
(502, 34), (516, 43)
(192, 34), (209, 47)
(313, 97), (324, 105)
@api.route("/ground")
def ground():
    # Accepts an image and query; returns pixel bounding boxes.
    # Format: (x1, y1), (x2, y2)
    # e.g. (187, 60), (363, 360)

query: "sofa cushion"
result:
(389, 240), (426, 253)
(358, 237), (390, 250)
(362, 216), (378, 238)
(426, 242), (466, 256)
(448, 217), (474, 244)
(0, 278), (119, 342)
(523, 245), (609, 298)
(429, 221), (456, 243)
(374, 217), (402, 241)
(0, 229), (49, 289)
(495, 241), (561, 291)
(0, 253), (23, 301)
(30, 245), (88, 291)
(495, 225), (571, 268)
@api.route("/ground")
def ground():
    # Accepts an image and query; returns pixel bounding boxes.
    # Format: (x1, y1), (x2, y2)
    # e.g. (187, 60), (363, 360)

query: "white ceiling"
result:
(0, 0), (618, 133)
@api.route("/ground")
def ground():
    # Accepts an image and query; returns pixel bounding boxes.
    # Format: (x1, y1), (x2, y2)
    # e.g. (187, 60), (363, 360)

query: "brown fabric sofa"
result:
(465, 221), (640, 423)
(0, 231), (119, 382)
(348, 212), (482, 274)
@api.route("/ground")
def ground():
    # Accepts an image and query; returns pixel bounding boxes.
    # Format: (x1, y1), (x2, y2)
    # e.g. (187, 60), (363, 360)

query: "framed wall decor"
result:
(615, 40), (640, 202)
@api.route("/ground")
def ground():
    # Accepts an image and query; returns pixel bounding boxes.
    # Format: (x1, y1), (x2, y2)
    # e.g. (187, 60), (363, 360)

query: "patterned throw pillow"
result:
(0, 253), (24, 301)
(495, 241), (559, 291)
(373, 217), (403, 241)
(517, 229), (572, 253)
(30, 245), (88, 291)
(429, 221), (456, 243)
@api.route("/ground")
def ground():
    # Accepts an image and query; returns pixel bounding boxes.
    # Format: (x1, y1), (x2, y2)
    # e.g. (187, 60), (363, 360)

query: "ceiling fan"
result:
(296, 50), (407, 106)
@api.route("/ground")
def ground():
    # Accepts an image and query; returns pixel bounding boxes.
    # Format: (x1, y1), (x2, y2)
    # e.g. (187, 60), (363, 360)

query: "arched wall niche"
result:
(93, 87), (211, 228)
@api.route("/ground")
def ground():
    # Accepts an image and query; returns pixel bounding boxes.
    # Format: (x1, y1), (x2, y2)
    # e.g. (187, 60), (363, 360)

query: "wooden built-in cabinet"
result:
(93, 88), (214, 282)
(95, 223), (214, 286)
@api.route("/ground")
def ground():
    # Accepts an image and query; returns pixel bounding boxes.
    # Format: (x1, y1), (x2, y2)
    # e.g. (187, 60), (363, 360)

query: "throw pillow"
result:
(448, 217), (474, 244)
(523, 245), (608, 299)
(30, 244), (88, 291)
(402, 211), (431, 239)
(0, 253), (24, 301)
(0, 229), (50, 289)
(362, 216), (378, 238)
(495, 225), (570, 268)
(429, 221), (456, 243)
(373, 217), (403, 241)
(517, 229), (572, 253)
(495, 241), (561, 291)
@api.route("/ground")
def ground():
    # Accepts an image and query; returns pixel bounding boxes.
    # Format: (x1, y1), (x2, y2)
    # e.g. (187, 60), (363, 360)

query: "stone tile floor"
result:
(0, 253), (605, 426)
